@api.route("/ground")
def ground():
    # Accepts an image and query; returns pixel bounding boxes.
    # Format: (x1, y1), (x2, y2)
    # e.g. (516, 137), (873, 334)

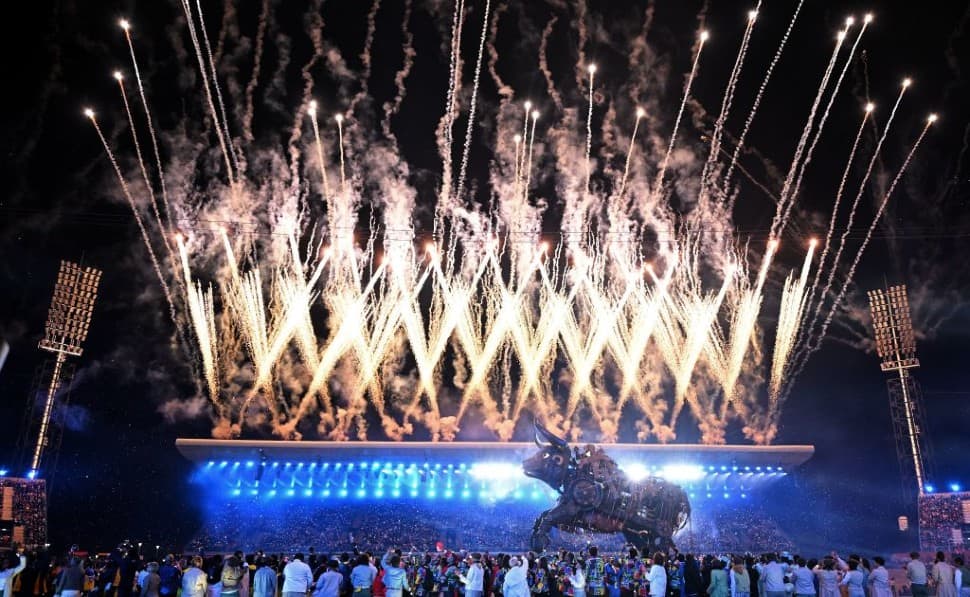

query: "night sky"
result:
(1, 0), (969, 553)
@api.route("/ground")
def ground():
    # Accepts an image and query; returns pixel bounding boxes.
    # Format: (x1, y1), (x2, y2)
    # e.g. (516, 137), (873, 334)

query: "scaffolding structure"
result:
(867, 285), (932, 500)
(29, 260), (101, 477)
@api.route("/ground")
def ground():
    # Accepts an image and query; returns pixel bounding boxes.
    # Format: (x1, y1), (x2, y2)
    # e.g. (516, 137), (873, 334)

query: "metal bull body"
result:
(522, 423), (691, 552)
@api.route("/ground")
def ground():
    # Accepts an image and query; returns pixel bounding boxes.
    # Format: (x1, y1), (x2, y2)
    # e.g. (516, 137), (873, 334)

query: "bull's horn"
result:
(534, 421), (568, 449)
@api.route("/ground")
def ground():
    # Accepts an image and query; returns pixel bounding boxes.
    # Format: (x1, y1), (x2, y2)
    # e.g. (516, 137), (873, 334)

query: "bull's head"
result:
(522, 422), (571, 490)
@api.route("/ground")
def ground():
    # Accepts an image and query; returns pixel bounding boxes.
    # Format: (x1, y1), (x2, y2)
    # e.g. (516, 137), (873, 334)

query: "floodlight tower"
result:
(866, 284), (931, 497)
(29, 260), (102, 477)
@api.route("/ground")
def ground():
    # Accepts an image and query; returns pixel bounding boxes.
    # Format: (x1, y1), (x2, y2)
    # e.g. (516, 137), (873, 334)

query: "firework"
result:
(86, 4), (933, 444)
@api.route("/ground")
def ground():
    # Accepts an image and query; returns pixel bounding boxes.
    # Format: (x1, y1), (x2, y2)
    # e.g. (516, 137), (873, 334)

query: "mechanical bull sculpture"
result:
(523, 423), (691, 552)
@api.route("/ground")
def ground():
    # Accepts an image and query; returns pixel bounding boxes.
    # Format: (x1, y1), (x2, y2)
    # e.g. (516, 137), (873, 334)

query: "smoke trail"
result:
(435, 0), (466, 231)
(721, 0), (806, 195)
(538, 16), (563, 113)
(382, 0), (415, 139)
(242, 0), (270, 144)
(348, 0), (381, 120)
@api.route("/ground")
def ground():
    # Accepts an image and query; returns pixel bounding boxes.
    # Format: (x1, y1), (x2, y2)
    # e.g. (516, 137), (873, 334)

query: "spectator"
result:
(868, 558), (890, 597)
(351, 554), (377, 597)
(283, 554), (315, 597)
(253, 558), (277, 597)
(141, 563), (161, 597)
(182, 557), (209, 597)
(647, 554), (667, 597)
(503, 557), (529, 597)
(460, 555), (483, 597)
(908, 553), (928, 597)
(159, 556), (181, 597)
(953, 557), (969, 597)
(762, 555), (785, 597)
(55, 557), (85, 597)
(933, 552), (957, 597)
(707, 560), (727, 597)
(221, 557), (245, 597)
(316, 560), (346, 597)
(791, 558), (815, 597)
(840, 561), (864, 597)
(730, 558), (750, 597)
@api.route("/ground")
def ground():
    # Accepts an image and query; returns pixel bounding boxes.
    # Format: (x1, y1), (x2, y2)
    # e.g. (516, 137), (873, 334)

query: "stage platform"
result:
(177, 439), (813, 502)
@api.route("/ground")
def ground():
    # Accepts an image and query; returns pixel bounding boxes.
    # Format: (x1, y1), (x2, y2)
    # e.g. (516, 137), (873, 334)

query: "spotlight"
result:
(26, 470), (39, 480)
(949, 483), (961, 492)
(0, 469), (7, 477)
(925, 484), (935, 493)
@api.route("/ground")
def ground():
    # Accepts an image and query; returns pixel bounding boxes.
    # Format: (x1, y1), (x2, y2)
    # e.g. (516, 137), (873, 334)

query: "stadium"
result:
(177, 439), (813, 553)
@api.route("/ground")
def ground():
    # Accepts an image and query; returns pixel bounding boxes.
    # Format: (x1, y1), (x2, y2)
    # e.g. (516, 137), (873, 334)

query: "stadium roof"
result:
(176, 438), (814, 469)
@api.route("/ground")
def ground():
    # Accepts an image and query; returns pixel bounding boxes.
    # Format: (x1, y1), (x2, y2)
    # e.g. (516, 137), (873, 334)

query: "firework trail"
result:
(770, 20), (851, 238)
(798, 104), (873, 355)
(699, 6), (759, 200)
(793, 80), (911, 364)
(178, 0), (236, 185)
(454, 0), (492, 203)
(383, 0), (415, 139)
(722, 0), (806, 194)
(584, 64), (596, 196)
(776, 16), (873, 236)
(781, 115), (935, 405)
(119, 21), (174, 233)
(654, 30), (708, 197)
(86, 110), (178, 325)
(113, 71), (171, 259)
(617, 107), (646, 202)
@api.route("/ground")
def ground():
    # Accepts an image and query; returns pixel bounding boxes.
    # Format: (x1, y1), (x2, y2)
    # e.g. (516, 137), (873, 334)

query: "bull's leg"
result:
(531, 504), (572, 552)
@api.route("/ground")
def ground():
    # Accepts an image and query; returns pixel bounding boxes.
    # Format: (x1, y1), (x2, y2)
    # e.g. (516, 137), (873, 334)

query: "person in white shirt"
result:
(283, 553), (314, 597)
(954, 556), (970, 597)
(0, 552), (27, 597)
(792, 558), (816, 597)
(569, 566), (587, 597)
(646, 553), (667, 597)
(503, 557), (530, 597)
(908, 552), (929, 597)
(382, 556), (410, 597)
(868, 557), (891, 597)
(763, 555), (786, 597)
(181, 557), (208, 597)
(460, 554), (484, 597)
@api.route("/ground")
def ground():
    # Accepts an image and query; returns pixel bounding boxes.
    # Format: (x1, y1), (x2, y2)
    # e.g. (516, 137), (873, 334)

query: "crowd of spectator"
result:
(1, 541), (969, 597)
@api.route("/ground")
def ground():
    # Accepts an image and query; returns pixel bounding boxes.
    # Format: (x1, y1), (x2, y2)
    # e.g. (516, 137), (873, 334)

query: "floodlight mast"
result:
(30, 261), (102, 474)
(867, 284), (928, 497)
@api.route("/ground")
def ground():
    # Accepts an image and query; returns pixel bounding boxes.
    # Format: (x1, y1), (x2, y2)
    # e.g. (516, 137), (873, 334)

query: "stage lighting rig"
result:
(29, 260), (102, 475)
(867, 284), (932, 498)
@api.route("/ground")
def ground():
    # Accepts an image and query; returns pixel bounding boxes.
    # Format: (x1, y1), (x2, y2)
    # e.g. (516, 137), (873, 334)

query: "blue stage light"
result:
(444, 490), (453, 499)
(231, 489), (241, 496)
(285, 489), (295, 497)
(427, 490), (436, 499)
(950, 483), (962, 492)
(0, 469), (8, 477)
(356, 488), (367, 498)
(530, 491), (540, 500)
(925, 484), (936, 493)
(706, 493), (712, 498)
(723, 493), (730, 499)
(250, 489), (259, 496)
(338, 488), (348, 497)
(461, 489), (470, 499)
(741, 493), (747, 499)
(268, 490), (277, 497)
(375, 490), (384, 498)
(245, 461), (254, 468)
(26, 470), (38, 480)
(220, 461), (228, 467)
(207, 461), (215, 467)
(732, 466), (738, 471)
(322, 489), (331, 497)
(304, 489), (313, 497)
(755, 466), (762, 471)
(391, 490), (401, 498)
(232, 461), (240, 467)
(744, 466), (751, 471)
(272, 461), (279, 467)
(720, 466), (727, 471)
(767, 466), (773, 472)
(410, 490), (418, 498)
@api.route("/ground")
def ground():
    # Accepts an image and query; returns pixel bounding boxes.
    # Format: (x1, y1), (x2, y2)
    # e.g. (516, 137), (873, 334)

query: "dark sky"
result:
(0, 0), (968, 552)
